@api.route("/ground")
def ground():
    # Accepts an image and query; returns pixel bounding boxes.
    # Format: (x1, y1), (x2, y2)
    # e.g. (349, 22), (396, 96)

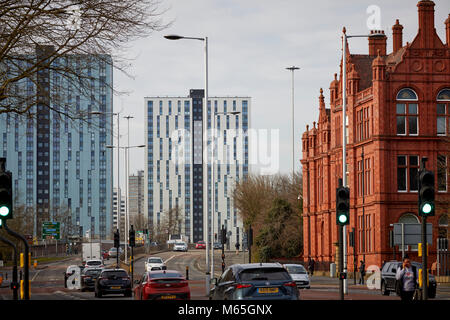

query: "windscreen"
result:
(239, 268), (292, 281)
(285, 265), (307, 274)
(84, 269), (102, 276)
(87, 261), (102, 266)
(149, 272), (182, 279)
(148, 258), (162, 263)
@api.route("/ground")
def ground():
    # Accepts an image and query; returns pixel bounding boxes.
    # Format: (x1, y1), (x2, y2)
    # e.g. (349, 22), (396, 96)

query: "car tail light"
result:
(235, 283), (252, 289)
(283, 281), (297, 287)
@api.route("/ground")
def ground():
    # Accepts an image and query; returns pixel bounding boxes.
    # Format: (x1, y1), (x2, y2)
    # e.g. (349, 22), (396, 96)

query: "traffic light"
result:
(221, 227), (227, 245)
(0, 170), (13, 220)
(114, 229), (120, 248)
(129, 228), (135, 248)
(419, 170), (435, 216)
(336, 186), (350, 226)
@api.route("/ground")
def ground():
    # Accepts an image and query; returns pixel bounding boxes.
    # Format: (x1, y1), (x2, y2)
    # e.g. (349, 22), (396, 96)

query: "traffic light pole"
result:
(0, 235), (18, 300)
(339, 224), (344, 300)
(420, 157), (429, 300)
(3, 220), (29, 300)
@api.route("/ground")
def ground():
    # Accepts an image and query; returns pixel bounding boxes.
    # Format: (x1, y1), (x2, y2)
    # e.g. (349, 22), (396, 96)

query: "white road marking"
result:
(31, 270), (41, 282)
(164, 255), (177, 263)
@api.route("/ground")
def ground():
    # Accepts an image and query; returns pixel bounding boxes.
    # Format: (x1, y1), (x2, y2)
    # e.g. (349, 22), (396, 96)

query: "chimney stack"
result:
(417, 0), (435, 48)
(368, 30), (387, 56)
(445, 14), (450, 47)
(392, 19), (404, 52)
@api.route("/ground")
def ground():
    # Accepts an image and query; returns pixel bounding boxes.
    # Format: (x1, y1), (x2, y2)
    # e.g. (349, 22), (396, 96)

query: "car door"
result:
(387, 263), (400, 290)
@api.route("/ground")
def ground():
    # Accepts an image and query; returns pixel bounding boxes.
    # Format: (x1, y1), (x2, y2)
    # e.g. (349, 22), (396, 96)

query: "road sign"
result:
(42, 221), (61, 240)
(393, 223), (432, 245)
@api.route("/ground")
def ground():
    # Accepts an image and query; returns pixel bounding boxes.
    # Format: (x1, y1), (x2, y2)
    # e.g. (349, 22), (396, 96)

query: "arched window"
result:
(396, 88), (418, 135)
(437, 88), (450, 135)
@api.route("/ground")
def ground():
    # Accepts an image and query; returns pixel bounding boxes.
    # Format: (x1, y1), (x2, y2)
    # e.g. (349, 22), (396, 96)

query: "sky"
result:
(112, 0), (450, 189)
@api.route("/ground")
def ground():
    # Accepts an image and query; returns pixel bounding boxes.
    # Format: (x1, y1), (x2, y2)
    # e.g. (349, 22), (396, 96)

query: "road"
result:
(1, 249), (449, 300)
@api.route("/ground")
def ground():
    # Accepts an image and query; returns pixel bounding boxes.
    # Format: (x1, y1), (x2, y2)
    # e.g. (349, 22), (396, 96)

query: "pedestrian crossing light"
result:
(0, 171), (13, 220)
(336, 186), (350, 226)
(419, 170), (435, 216)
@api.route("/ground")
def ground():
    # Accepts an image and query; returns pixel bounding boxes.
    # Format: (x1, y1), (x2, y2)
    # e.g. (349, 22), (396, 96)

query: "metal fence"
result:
(437, 238), (449, 276)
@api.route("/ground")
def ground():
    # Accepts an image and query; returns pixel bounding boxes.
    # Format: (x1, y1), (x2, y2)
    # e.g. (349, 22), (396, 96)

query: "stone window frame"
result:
(396, 88), (419, 136)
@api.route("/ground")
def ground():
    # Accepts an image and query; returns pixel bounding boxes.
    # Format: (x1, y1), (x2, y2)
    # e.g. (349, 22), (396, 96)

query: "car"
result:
(108, 247), (123, 258)
(81, 268), (103, 292)
(380, 260), (436, 298)
(145, 257), (167, 272)
(173, 241), (188, 252)
(213, 242), (222, 250)
(283, 264), (310, 289)
(195, 241), (206, 249)
(134, 270), (190, 300)
(85, 259), (104, 268)
(210, 263), (299, 300)
(95, 268), (132, 298)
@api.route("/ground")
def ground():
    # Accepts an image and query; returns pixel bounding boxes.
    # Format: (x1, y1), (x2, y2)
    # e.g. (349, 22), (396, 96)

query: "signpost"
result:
(42, 222), (61, 240)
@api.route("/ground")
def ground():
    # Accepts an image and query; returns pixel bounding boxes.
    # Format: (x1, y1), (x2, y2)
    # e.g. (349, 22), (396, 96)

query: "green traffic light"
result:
(338, 214), (348, 224)
(0, 205), (10, 217)
(421, 202), (433, 215)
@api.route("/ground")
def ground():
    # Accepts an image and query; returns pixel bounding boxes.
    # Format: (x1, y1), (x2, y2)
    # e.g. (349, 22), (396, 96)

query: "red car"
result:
(195, 241), (206, 249)
(102, 250), (109, 260)
(134, 270), (190, 300)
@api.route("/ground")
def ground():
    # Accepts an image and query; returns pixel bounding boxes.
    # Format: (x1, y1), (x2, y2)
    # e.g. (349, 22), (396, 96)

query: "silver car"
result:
(284, 264), (310, 289)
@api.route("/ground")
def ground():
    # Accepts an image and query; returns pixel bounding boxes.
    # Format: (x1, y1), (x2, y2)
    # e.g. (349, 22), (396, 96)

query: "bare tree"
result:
(0, 0), (169, 120)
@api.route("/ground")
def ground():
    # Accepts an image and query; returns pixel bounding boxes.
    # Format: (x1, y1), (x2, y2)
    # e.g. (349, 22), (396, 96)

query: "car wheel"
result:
(381, 281), (390, 296)
(429, 289), (436, 299)
(97, 290), (103, 298)
(124, 291), (132, 298)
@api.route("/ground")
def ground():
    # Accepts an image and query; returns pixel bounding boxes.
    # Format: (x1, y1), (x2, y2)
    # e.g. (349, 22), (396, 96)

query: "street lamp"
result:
(210, 110), (240, 278)
(165, 33), (210, 296)
(286, 66), (300, 178)
(106, 143), (145, 264)
(340, 27), (385, 295)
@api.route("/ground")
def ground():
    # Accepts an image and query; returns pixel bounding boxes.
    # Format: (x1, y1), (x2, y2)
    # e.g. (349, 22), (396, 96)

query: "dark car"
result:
(134, 270), (191, 300)
(380, 260), (436, 298)
(95, 269), (132, 298)
(213, 242), (222, 250)
(210, 263), (299, 300)
(81, 268), (102, 292)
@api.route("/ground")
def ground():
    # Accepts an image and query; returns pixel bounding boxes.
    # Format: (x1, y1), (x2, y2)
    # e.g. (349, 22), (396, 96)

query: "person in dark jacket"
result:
(359, 260), (366, 285)
(308, 258), (315, 276)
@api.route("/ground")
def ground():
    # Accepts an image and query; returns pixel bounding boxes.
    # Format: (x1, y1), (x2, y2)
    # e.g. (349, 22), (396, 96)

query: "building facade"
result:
(112, 187), (125, 239)
(145, 89), (250, 247)
(301, 0), (450, 269)
(0, 48), (114, 239)
(129, 170), (145, 229)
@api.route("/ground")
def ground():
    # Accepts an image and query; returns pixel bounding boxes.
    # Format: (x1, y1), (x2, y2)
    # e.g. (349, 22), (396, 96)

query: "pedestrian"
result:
(235, 242), (240, 254)
(308, 258), (315, 276)
(307, 256), (312, 275)
(359, 260), (366, 285)
(395, 257), (418, 302)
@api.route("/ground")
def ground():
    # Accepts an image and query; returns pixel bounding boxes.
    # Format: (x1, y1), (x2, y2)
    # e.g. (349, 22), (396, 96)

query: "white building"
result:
(112, 188), (125, 239)
(144, 89), (250, 248)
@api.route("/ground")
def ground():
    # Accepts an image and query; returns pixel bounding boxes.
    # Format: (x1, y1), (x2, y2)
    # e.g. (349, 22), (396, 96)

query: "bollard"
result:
(186, 266), (189, 280)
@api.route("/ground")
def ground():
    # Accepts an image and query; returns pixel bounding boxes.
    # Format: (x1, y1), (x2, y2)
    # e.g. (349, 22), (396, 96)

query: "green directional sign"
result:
(42, 221), (61, 240)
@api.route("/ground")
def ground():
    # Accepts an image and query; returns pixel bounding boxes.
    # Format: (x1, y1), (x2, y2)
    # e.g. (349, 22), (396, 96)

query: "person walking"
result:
(235, 242), (240, 255)
(308, 258), (315, 277)
(395, 257), (419, 302)
(359, 260), (366, 285)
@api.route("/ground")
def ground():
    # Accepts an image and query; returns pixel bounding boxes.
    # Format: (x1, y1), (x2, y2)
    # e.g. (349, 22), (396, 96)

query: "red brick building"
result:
(301, 0), (450, 270)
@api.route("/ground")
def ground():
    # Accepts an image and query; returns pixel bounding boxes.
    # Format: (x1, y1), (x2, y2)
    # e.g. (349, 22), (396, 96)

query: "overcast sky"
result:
(113, 0), (450, 188)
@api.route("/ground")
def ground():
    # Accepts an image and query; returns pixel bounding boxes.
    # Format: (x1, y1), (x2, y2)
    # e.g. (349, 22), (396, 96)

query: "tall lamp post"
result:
(286, 66), (300, 177)
(106, 143), (145, 264)
(341, 27), (384, 295)
(164, 34), (210, 296)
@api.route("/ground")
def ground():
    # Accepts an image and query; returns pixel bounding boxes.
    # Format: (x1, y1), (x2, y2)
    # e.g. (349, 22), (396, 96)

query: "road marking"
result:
(31, 270), (41, 282)
(165, 255), (177, 263)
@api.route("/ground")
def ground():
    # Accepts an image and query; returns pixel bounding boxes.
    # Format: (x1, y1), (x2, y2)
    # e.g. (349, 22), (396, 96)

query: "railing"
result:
(437, 238), (449, 276)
